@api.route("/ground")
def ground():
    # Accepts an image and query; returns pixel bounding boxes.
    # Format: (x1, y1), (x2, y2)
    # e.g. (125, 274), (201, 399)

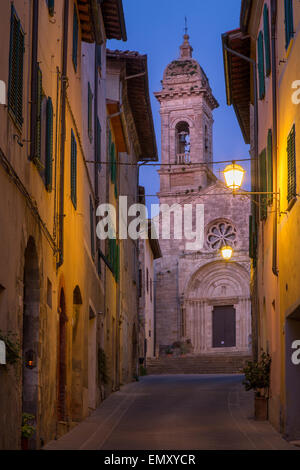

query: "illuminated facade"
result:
(223, 0), (300, 440)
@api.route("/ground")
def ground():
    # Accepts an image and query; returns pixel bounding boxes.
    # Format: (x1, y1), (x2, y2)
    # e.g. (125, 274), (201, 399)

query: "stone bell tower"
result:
(153, 31), (251, 364)
(154, 32), (219, 196)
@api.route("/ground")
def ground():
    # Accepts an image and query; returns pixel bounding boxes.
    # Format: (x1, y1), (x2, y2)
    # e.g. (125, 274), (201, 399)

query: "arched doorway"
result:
(22, 237), (40, 449)
(183, 261), (251, 353)
(71, 286), (83, 420)
(58, 289), (67, 421)
(131, 324), (138, 379)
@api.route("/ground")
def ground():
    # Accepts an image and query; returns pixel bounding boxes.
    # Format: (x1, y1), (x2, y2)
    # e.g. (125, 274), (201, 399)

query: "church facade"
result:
(154, 33), (252, 357)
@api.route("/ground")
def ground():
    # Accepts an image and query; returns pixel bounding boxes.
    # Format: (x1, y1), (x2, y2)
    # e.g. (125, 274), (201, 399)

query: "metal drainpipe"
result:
(57, 0), (69, 268)
(271, 0), (278, 277)
(29, 0), (39, 160)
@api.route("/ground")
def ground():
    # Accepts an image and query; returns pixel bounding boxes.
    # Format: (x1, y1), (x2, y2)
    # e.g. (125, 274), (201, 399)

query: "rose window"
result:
(206, 221), (237, 251)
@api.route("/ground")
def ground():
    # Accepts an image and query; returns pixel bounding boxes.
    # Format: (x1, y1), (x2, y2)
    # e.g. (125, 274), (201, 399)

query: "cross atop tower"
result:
(180, 22), (193, 59)
(184, 16), (188, 36)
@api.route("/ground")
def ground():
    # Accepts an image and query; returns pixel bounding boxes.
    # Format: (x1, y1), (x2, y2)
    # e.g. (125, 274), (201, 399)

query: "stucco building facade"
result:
(154, 33), (252, 361)
(222, 0), (300, 440)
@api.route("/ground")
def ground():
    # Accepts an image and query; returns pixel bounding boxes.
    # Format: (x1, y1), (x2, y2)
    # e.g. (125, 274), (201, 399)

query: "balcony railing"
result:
(176, 153), (190, 164)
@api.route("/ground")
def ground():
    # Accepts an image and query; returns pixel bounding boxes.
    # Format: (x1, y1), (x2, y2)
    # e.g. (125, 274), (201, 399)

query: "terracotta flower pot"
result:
(21, 437), (29, 450)
(255, 396), (268, 421)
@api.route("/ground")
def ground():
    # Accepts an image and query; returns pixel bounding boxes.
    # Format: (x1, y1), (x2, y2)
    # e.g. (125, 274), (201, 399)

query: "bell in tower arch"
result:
(176, 122), (190, 164)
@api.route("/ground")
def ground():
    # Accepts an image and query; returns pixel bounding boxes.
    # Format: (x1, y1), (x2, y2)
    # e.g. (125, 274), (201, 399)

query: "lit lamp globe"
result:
(221, 245), (233, 261)
(223, 163), (245, 190)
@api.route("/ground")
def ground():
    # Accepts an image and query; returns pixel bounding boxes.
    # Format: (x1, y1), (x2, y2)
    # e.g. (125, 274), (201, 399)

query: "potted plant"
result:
(242, 351), (271, 421)
(21, 413), (36, 450)
(165, 346), (173, 357)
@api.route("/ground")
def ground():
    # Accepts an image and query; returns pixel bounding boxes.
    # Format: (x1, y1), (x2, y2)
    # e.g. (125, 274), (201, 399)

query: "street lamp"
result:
(221, 245), (233, 261)
(223, 162), (245, 190)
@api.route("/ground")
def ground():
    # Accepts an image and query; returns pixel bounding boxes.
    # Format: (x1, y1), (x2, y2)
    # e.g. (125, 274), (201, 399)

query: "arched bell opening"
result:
(175, 121), (190, 164)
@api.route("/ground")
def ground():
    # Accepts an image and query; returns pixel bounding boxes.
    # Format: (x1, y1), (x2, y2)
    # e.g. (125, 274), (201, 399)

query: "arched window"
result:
(175, 121), (190, 164)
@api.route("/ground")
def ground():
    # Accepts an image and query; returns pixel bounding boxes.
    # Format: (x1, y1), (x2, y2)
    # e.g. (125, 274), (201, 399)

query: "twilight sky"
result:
(108, 0), (250, 210)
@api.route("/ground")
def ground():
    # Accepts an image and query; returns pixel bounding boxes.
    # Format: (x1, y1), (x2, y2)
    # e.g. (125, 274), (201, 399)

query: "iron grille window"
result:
(267, 129), (273, 205)
(287, 124), (296, 204)
(8, 6), (25, 128)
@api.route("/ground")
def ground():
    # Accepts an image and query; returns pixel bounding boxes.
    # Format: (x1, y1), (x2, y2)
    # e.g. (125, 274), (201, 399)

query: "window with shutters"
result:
(96, 117), (101, 171)
(257, 31), (265, 100)
(249, 214), (257, 261)
(35, 67), (43, 163)
(108, 238), (119, 282)
(8, 6), (25, 129)
(90, 196), (95, 259)
(46, 0), (55, 16)
(45, 98), (53, 191)
(287, 124), (296, 205)
(284, 0), (294, 50)
(263, 4), (271, 77)
(88, 82), (93, 141)
(259, 149), (267, 220)
(72, 5), (79, 72)
(71, 129), (77, 209)
(267, 129), (273, 204)
(109, 135), (118, 197)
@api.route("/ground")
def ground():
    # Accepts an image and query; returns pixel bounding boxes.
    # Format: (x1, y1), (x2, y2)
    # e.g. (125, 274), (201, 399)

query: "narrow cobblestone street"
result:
(45, 375), (296, 450)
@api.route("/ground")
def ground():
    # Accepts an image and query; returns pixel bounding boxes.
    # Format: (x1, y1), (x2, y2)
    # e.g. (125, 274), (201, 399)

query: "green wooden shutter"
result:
(88, 82), (93, 141)
(45, 97), (53, 191)
(72, 6), (78, 71)
(267, 129), (273, 204)
(90, 196), (95, 258)
(35, 67), (43, 161)
(259, 149), (267, 220)
(284, 0), (294, 49)
(257, 31), (265, 100)
(96, 117), (101, 170)
(71, 130), (77, 208)
(263, 5), (271, 77)
(287, 124), (296, 204)
(8, 6), (24, 128)
(47, 0), (55, 16)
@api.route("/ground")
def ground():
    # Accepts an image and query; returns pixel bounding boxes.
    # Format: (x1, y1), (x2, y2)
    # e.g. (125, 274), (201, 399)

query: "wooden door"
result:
(213, 305), (236, 348)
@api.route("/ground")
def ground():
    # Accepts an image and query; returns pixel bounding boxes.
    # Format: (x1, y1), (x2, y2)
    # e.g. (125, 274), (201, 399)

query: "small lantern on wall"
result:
(221, 245), (233, 261)
(25, 350), (36, 369)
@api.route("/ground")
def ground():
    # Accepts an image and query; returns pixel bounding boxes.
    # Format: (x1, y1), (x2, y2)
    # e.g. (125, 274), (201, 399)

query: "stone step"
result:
(145, 354), (252, 375)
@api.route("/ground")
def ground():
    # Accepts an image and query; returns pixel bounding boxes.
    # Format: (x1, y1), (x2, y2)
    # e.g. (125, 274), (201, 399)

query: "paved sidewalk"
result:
(44, 375), (298, 450)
